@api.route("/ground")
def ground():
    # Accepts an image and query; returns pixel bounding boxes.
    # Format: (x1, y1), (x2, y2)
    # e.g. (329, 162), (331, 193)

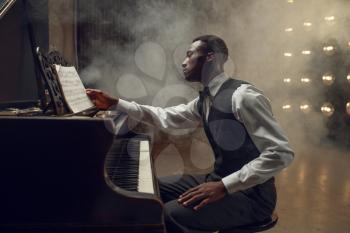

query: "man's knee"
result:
(164, 200), (201, 230)
(165, 200), (186, 222)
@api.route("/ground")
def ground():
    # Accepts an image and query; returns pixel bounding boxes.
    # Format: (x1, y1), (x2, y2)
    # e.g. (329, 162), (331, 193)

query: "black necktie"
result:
(199, 87), (210, 119)
(199, 86), (210, 102)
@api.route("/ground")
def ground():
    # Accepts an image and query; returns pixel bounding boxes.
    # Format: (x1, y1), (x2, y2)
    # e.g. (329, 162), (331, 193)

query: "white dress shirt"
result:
(116, 73), (294, 194)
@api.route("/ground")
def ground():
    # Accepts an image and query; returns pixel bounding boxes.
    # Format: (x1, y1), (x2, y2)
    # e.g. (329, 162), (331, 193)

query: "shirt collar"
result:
(206, 72), (230, 97)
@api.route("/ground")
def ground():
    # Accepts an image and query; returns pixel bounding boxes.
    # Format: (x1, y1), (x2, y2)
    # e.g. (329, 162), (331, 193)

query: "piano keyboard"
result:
(105, 137), (155, 194)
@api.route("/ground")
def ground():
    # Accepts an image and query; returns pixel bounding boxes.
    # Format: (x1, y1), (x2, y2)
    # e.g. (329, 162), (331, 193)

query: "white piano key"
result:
(138, 140), (155, 194)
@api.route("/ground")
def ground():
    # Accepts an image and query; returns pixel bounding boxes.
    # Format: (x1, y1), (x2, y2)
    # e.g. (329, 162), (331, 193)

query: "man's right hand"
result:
(86, 89), (119, 110)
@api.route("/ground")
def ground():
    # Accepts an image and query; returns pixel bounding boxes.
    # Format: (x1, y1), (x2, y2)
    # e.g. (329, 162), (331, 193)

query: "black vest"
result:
(198, 78), (260, 177)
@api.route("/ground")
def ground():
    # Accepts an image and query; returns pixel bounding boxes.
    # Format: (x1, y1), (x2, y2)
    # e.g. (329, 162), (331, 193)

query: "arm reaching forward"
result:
(87, 89), (201, 132)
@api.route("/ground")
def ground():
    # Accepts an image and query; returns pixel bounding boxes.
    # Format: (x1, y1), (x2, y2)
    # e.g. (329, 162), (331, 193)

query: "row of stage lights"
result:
(282, 102), (350, 117)
(283, 12), (349, 56)
(284, 16), (337, 33)
(283, 43), (349, 57)
(283, 73), (350, 86)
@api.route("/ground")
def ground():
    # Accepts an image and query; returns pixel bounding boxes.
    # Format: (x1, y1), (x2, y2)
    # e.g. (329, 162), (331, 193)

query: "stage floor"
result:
(267, 143), (350, 233)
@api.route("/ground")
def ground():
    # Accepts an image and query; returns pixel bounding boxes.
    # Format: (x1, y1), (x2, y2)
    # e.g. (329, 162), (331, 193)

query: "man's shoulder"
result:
(216, 77), (247, 95)
(226, 77), (250, 87)
(221, 77), (259, 95)
(217, 77), (268, 105)
(233, 83), (271, 111)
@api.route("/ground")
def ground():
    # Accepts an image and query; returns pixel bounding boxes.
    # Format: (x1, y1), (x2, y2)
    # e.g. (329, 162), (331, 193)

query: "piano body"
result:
(0, 1), (165, 232)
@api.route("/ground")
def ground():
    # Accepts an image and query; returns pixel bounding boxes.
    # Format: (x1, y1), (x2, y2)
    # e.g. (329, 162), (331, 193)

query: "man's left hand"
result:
(178, 181), (227, 211)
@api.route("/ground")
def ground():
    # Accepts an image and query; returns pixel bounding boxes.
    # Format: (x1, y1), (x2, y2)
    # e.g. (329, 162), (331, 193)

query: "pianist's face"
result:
(182, 40), (207, 82)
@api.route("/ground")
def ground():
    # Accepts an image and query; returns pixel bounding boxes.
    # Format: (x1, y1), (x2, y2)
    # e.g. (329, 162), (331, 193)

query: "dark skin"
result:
(86, 88), (118, 110)
(87, 40), (227, 211)
(178, 181), (227, 211)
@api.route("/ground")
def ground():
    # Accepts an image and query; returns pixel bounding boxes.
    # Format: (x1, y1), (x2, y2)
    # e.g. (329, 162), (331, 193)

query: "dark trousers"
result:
(158, 174), (276, 233)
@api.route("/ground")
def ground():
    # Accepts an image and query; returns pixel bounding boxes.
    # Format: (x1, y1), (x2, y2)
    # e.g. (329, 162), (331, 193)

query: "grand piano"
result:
(0, 1), (165, 232)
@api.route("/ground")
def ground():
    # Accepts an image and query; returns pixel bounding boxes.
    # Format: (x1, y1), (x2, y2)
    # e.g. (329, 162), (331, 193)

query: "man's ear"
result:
(206, 52), (215, 62)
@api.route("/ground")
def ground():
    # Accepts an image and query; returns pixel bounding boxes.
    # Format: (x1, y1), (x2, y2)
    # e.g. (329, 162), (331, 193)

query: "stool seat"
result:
(218, 213), (278, 233)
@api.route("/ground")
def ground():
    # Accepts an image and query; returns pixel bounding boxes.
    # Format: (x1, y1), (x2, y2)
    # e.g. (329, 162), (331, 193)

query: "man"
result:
(87, 35), (294, 233)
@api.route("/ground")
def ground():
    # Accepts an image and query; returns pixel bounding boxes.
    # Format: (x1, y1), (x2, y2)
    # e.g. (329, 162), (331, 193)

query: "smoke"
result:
(77, 0), (350, 167)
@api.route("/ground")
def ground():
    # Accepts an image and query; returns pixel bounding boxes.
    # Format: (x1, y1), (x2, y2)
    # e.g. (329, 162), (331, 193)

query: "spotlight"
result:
(284, 52), (293, 57)
(300, 102), (311, 113)
(301, 77), (311, 83)
(321, 102), (335, 117)
(282, 103), (292, 112)
(346, 102), (350, 116)
(285, 28), (293, 32)
(303, 22), (312, 31)
(283, 78), (292, 83)
(324, 16), (335, 21)
(323, 45), (335, 55)
(347, 72), (350, 82)
(324, 16), (335, 25)
(301, 50), (312, 55)
(322, 73), (335, 86)
(287, 0), (294, 3)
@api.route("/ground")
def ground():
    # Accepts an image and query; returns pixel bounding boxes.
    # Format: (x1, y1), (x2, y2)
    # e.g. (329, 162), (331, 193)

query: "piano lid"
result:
(0, 0), (16, 19)
(0, 0), (49, 106)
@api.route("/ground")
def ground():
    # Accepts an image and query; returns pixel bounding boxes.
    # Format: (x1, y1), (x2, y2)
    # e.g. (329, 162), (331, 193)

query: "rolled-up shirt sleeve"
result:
(116, 98), (201, 132)
(221, 85), (294, 194)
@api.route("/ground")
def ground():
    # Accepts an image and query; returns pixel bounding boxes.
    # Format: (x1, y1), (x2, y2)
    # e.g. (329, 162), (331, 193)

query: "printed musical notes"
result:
(55, 65), (94, 113)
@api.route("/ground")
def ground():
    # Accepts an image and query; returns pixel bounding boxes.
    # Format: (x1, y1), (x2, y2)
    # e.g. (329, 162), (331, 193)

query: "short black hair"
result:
(193, 35), (228, 63)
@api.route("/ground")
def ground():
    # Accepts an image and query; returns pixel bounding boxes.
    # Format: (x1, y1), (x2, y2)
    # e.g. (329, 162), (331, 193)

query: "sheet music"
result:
(55, 65), (94, 113)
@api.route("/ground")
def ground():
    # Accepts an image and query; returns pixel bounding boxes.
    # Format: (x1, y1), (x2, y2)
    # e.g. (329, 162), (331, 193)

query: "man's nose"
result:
(182, 59), (187, 68)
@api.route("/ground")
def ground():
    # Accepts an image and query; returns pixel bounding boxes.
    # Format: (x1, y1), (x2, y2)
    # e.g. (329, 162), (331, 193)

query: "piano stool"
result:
(189, 213), (278, 233)
(217, 212), (278, 233)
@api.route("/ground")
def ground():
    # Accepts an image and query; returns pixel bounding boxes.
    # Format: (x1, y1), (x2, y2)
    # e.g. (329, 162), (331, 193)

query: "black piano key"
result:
(105, 138), (143, 191)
